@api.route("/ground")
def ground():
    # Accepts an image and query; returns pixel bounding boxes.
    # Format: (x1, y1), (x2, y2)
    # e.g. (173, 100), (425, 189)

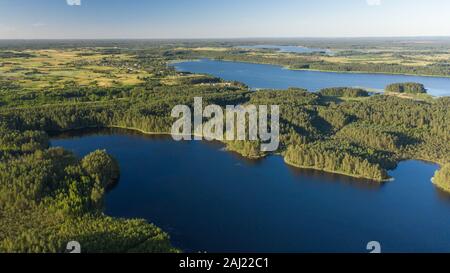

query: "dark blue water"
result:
(237, 45), (333, 55)
(173, 59), (450, 96)
(51, 129), (450, 253)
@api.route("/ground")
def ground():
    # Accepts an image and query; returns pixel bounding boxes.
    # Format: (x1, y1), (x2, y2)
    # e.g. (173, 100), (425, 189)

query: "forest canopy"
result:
(385, 82), (427, 94)
(433, 164), (450, 193)
(319, 87), (369, 98)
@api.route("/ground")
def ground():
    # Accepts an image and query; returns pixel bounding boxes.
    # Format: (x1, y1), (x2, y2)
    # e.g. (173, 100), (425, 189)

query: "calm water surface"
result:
(237, 45), (333, 55)
(173, 59), (450, 96)
(51, 129), (450, 253)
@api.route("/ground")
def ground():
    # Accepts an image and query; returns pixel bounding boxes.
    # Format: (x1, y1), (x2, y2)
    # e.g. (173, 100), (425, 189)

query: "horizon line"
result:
(1, 35), (450, 41)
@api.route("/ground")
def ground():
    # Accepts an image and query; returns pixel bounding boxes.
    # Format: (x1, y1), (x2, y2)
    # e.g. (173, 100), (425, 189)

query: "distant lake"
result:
(173, 59), (450, 96)
(237, 45), (333, 55)
(51, 128), (450, 253)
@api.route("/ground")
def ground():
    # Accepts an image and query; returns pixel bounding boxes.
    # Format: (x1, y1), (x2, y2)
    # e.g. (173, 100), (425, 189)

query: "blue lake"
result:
(173, 59), (450, 96)
(237, 45), (333, 55)
(51, 129), (450, 253)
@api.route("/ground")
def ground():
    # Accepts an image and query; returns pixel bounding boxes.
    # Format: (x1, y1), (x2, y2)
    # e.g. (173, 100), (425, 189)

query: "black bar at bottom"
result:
(0, 253), (447, 272)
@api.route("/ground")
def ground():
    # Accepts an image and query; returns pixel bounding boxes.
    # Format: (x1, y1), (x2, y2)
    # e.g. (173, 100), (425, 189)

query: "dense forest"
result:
(0, 125), (177, 253)
(318, 87), (369, 97)
(385, 82), (427, 94)
(0, 41), (449, 252)
(433, 164), (450, 193)
(1, 80), (447, 180)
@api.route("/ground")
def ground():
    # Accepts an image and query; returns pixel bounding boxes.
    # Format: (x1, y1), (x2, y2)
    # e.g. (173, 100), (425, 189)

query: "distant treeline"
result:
(291, 62), (450, 77)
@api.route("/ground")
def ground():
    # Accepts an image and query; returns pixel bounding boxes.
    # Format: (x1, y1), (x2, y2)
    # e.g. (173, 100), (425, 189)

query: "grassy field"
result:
(176, 44), (450, 67)
(0, 49), (151, 89)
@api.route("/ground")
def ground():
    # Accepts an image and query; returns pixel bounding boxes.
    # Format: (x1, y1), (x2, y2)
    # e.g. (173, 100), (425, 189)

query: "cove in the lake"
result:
(51, 128), (450, 253)
(173, 59), (450, 97)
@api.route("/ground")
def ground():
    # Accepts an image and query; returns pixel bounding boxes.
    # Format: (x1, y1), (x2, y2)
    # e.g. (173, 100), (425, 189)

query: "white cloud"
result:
(66, 0), (81, 6)
(366, 0), (381, 6)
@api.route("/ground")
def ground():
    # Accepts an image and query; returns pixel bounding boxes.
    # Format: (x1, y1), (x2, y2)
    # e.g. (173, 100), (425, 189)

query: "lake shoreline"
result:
(51, 126), (441, 184)
(284, 158), (391, 183)
(173, 58), (450, 79)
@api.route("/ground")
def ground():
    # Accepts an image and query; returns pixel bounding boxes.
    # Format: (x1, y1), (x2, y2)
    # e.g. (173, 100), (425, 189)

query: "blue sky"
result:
(0, 0), (449, 39)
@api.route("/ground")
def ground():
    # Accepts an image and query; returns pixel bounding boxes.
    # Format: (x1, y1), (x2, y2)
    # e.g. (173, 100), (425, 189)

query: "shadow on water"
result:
(49, 127), (171, 141)
(51, 127), (268, 167)
(436, 188), (450, 202)
(286, 164), (384, 191)
(51, 128), (445, 195)
(50, 127), (439, 193)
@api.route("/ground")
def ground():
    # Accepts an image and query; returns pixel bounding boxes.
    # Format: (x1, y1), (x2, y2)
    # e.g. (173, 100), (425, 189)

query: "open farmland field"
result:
(0, 49), (150, 89)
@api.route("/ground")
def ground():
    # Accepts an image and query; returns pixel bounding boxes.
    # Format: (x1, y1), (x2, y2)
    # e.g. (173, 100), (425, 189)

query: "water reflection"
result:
(286, 164), (384, 191)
